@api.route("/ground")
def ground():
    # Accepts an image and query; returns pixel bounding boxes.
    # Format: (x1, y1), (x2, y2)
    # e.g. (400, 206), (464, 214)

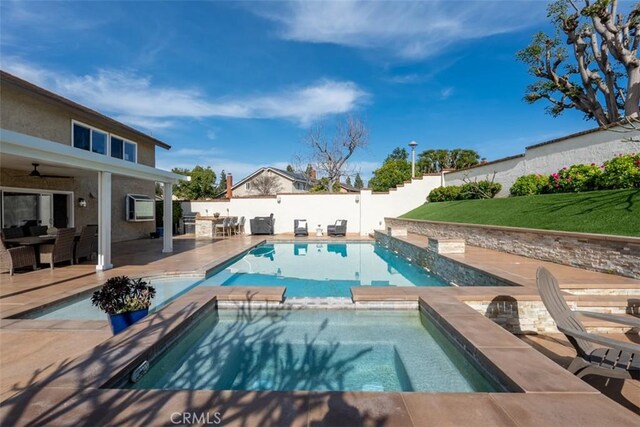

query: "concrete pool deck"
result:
(1, 233), (639, 425)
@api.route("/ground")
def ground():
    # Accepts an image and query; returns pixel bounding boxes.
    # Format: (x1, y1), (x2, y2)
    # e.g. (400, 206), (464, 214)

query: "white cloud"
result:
(2, 60), (368, 131)
(440, 87), (454, 100)
(206, 130), (217, 140)
(255, 1), (544, 60)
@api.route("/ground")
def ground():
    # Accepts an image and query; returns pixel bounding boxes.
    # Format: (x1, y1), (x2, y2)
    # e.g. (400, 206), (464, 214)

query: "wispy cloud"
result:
(440, 87), (454, 100)
(255, 1), (544, 60)
(2, 60), (369, 131)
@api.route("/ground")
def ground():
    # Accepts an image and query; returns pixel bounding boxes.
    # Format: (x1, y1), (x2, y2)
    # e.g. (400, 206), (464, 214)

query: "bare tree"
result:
(252, 174), (283, 195)
(305, 116), (369, 192)
(517, 0), (640, 126)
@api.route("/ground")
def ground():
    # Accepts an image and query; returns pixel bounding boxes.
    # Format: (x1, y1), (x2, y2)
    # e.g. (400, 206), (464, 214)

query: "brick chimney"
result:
(308, 167), (317, 181)
(226, 174), (233, 199)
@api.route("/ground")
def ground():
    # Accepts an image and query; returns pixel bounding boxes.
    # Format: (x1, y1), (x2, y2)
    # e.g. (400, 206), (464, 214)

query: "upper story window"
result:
(111, 136), (137, 163)
(245, 182), (251, 190)
(72, 121), (137, 163)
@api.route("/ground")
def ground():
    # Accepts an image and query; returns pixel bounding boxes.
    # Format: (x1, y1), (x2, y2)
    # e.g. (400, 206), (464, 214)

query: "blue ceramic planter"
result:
(108, 308), (149, 334)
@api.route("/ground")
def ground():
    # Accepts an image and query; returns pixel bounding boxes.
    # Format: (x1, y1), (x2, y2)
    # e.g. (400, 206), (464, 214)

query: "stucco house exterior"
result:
(0, 70), (183, 270)
(225, 167), (312, 197)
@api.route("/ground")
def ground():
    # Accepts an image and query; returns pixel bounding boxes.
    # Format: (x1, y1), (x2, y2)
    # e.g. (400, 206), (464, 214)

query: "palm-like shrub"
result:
(91, 276), (155, 315)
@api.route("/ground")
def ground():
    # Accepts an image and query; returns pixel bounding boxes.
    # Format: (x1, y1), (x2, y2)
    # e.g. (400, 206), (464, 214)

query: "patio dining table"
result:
(3, 235), (57, 246)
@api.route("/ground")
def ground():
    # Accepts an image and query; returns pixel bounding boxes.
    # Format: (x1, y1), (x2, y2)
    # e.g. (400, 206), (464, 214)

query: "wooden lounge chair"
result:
(536, 267), (640, 380)
(0, 238), (37, 275)
(74, 224), (98, 263)
(294, 219), (308, 237)
(327, 220), (347, 237)
(39, 228), (76, 269)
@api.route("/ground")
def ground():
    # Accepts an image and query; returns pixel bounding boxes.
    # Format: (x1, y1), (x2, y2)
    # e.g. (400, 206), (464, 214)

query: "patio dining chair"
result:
(39, 228), (76, 269)
(537, 267), (640, 380)
(74, 224), (98, 263)
(237, 216), (246, 235)
(0, 238), (37, 275)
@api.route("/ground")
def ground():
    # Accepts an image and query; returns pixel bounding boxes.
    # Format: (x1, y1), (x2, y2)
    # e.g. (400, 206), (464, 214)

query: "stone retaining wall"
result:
(385, 218), (640, 279)
(374, 231), (508, 286)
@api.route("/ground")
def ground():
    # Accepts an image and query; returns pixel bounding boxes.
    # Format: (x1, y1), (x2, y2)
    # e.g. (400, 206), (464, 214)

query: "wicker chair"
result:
(0, 238), (37, 276)
(74, 225), (98, 263)
(39, 228), (76, 269)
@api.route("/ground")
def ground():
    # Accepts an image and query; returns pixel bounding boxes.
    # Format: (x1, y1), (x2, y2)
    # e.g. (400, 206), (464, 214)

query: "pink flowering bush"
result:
(545, 164), (601, 193)
(509, 174), (549, 196)
(597, 153), (640, 189)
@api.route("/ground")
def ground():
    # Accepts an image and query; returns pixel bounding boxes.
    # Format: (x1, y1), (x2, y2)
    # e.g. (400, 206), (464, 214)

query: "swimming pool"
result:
(19, 276), (203, 320)
(200, 242), (448, 297)
(127, 308), (498, 392)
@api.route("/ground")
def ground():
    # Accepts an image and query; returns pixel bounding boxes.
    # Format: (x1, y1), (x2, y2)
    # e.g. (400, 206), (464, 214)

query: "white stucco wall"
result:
(182, 175), (442, 235)
(445, 126), (640, 196)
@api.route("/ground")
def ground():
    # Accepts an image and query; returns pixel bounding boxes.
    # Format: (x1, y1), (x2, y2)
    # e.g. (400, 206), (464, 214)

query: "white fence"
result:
(182, 175), (442, 236)
(445, 125), (640, 196)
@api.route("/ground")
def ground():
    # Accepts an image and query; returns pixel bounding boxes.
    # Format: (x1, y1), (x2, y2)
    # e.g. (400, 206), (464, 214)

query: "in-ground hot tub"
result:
(124, 308), (502, 393)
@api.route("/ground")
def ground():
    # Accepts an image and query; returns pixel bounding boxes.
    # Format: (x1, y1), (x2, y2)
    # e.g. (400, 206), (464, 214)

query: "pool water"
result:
(201, 242), (448, 297)
(21, 276), (203, 320)
(128, 309), (497, 392)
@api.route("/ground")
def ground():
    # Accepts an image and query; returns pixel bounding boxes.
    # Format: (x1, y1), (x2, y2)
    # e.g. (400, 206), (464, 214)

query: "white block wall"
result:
(182, 175), (442, 236)
(445, 125), (640, 196)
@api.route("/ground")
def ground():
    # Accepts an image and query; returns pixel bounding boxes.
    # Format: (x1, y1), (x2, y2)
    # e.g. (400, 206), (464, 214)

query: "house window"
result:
(72, 122), (108, 155)
(245, 182), (251, 190)
(111, 136), (137, 163)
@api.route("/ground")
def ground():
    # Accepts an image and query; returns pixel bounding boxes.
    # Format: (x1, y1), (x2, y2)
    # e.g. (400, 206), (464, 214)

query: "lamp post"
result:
(409, 140), (418, 178)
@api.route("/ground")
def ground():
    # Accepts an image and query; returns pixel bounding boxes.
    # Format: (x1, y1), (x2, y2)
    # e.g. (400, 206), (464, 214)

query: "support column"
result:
(96, 171), (113, 271)
(163, 182), (173, 253)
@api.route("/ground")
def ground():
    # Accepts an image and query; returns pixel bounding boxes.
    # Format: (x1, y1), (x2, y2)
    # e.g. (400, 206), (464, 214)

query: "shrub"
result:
(91, 276), (156, 315)
(546, 164), (602, 193)
(428, 186), (461, 202)
(598, 153), (640, 189)
(459, 180), (502, 199)
(510, 174), (549, 196)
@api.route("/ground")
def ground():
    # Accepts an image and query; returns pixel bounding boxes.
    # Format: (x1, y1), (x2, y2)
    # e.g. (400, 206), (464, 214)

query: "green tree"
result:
(172, 165), (217, 200)
(517, 0), (639, 125)
(309, 177), (341, 192)
(354, 173), (364, 189)
(217, 170), (227, 194)
(385, 147), (409, 162)
(417, 149), (479, 173)
(345, 176), (352, 186)
(368, 158), (412, 192)
(286, 164), (295, 173)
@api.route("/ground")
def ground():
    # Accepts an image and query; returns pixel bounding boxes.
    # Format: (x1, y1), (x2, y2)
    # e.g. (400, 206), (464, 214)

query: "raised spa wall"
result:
(385, 217), (640, 279)
(374, 230), (507, 287)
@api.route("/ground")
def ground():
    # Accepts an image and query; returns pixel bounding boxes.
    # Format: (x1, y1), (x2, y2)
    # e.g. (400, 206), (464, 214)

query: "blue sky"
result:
(0, 1), (604, 181)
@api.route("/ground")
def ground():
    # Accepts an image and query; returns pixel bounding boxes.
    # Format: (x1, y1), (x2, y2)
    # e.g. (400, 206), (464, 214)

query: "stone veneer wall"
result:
(385, 218), (640, 279)
(374, 231), (508, 286)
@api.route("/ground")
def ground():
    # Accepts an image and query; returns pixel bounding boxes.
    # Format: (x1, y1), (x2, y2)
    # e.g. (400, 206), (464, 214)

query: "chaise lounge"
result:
(327, 220), (347, 237)
(537, 267), (640, 380)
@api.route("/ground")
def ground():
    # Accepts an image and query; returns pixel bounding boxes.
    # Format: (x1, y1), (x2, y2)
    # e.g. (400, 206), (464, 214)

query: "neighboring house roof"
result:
(340, 183), (360, 193)
(0, 70), (171, 150)
(215, 166), (312, 197)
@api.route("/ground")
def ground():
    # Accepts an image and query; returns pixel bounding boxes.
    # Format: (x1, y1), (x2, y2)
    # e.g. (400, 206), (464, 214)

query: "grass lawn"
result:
(401, 189), (640, 237)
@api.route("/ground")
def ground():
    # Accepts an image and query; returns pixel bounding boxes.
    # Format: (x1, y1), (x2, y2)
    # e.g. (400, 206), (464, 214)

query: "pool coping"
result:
(2, 286), (638, 426)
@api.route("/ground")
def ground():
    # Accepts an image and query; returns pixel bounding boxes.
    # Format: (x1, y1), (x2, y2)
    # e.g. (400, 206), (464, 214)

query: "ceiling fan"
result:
(29, 163), (74, 180)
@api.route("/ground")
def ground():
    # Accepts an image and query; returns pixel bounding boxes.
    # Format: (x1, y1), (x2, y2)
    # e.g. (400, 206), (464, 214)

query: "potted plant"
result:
(213, 212), (220, 219)
(91, 276), (156, 334)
